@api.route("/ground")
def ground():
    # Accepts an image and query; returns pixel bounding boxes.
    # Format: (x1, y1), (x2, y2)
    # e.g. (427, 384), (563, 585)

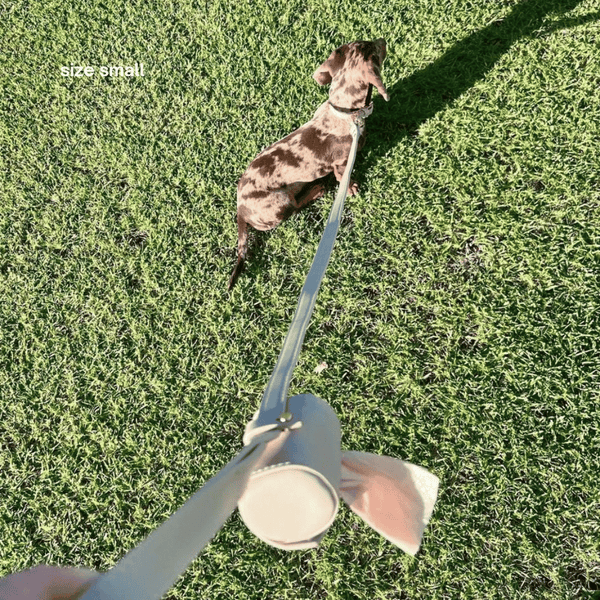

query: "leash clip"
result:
(351, 102), (373, 137)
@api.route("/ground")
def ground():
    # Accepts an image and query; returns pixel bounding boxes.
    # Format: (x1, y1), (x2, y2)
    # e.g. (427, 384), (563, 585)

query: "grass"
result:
(1, 0), (599, 598)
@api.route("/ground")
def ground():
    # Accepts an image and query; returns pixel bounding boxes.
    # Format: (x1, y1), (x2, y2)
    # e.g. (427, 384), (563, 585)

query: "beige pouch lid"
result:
(238, 463), (338, 549)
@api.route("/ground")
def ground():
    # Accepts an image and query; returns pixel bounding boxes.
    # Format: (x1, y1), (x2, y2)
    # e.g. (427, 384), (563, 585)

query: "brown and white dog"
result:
(228, 39), (389, 290)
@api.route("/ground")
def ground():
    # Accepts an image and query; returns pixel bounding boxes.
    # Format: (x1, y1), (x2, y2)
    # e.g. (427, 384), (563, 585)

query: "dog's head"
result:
(313, 38), (389, 108)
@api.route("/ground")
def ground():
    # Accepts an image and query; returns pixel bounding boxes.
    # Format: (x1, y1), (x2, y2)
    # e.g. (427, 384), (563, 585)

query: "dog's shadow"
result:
(364, 0), (599, 172)
(237, 0), (598, 286)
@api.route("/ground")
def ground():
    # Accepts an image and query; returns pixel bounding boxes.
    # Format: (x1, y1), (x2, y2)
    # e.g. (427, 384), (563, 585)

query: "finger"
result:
(0, 565), (99, 600)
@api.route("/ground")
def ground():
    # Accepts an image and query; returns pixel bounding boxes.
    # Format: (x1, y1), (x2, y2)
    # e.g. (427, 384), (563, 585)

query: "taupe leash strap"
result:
(78, 428), (283, 600)
(256, 105), (372, 426)
(77, 103), (372, 600)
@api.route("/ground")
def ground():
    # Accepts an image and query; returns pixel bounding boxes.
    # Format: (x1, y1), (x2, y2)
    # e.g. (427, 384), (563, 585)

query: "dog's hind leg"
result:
(228, 181), (326, 290)
(292, 178), (327, 211)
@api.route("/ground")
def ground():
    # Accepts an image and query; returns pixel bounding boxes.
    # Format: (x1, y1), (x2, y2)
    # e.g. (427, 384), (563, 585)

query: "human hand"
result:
(0, 565), (98, 600)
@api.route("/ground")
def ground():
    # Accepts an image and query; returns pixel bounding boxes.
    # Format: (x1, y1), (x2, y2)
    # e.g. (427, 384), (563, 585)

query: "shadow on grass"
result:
(236, 0), (599, 289)
(365, 0), (599, 163)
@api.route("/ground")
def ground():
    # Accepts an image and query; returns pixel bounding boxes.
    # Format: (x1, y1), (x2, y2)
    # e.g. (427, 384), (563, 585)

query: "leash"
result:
(78, 429), (283, 600)
(254, 99), (374, 428)
(79, 88), (438, 600)
(79, 97), (375, 600)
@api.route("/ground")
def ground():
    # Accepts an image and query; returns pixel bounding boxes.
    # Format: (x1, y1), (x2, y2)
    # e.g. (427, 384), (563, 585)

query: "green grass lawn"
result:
(1, 0), (599, 598)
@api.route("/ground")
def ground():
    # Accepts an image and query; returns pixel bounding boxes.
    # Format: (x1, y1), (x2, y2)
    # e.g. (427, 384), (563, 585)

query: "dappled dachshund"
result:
(228, 39), (389, 290)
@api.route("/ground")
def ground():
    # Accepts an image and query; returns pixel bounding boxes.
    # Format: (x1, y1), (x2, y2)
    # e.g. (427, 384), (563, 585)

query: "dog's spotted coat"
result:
(229, 39), (389, 289)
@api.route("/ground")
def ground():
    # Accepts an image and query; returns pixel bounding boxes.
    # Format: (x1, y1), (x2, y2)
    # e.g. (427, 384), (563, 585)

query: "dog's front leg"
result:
(333, 162), (359, 196)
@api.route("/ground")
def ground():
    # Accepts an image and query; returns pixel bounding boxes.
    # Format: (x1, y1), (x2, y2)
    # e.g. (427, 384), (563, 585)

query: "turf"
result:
(1, 0), (599, 598)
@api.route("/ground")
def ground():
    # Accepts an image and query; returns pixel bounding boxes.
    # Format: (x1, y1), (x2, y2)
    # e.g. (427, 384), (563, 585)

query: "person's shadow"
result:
(364, 0), (599, 170)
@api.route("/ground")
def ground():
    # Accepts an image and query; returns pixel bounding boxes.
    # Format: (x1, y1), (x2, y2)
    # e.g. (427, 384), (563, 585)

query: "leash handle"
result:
(256, 116), (365, 426)
(77, 429), (283, 600)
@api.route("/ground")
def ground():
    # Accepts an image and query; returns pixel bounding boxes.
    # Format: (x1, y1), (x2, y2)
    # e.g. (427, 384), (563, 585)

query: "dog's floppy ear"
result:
(313, 47), (346, 85)
(367, 60), (390, 101)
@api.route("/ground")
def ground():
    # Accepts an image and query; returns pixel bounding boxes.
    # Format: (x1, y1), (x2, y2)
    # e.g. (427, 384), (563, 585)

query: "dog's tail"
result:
(228, 213), (248, 290)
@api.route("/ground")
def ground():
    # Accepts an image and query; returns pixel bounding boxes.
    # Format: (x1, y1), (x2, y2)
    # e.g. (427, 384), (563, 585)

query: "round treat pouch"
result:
(238, 393), (341, 549)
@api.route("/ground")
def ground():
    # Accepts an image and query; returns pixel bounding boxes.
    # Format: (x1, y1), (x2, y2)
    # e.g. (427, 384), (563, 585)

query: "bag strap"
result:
(78, 428), (283, 600)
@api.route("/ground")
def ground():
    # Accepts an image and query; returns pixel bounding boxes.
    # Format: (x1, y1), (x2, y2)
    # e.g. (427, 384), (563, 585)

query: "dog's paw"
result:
(348, 180), (360, 196)
(310, 183), (326, 200)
